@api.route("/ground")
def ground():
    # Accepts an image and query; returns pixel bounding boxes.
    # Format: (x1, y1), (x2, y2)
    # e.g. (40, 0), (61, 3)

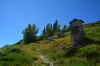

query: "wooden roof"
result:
(69, 19), (84, 24)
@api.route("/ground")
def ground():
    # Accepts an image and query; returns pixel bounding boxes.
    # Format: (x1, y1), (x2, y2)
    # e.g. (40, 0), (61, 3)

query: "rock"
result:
(62, 47), (67, 50)
(10, 49), (20, 53)
(0, 53), (6, 56)
(65, 47), (77, 56)
(36, 49), (54, 66)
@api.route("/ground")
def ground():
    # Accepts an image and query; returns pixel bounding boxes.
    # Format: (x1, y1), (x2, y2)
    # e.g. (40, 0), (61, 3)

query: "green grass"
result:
(84, 27), (100, 41)
(83, 21), (100, 28)
(0, 45), (32, 66)
(0, 21), (100, 65)
(76, 44), (100, 57)
(38, 21), (100, 65)
(76, 44), (100, 65)
(0, 53), (31, 65)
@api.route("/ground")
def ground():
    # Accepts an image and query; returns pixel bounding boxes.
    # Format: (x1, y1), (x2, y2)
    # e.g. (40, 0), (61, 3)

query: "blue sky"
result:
(0, 0), (100, 48)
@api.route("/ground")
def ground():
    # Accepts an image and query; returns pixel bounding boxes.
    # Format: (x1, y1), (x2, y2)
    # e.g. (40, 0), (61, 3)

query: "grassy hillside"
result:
(0, 21), (100, 66)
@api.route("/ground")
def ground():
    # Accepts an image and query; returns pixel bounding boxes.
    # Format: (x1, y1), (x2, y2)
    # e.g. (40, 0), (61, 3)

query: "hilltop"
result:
(0, 21), (100, 66)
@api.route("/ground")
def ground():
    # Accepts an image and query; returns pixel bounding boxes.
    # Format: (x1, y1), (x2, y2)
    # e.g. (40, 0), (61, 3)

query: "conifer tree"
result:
(62, 24), (67, 33)
(53, 20), (61, 34)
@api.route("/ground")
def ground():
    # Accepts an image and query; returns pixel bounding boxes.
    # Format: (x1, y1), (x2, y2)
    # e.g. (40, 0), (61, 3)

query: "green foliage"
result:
(39, 20), (100, 65)
(42, 20), (61, 38)
(46, 23), (53, 37)
(53, 20), (61, 34)
(62, 24), (67, 33)
(69, 57), (90, 66)
(15, 39), (24, 45)
(52, 35), (57, 39)
(42, 27), (46, 38)
(42, 23), (53, 38)
(84, 21), (100, 28)
(64, 32), (71, 37)
(84, 27), (100, 41)
(40, 47), (66, 61)
(1, 20), (100, 65)
(66, 25), (70, 32)
(76, 44), (100, 58)
(0, 53), (31, 66)
(22, 24), (38, 44)
(49, 49), (65, 60)
(0, 45), (32, 66)
(75, 44), (100, 65)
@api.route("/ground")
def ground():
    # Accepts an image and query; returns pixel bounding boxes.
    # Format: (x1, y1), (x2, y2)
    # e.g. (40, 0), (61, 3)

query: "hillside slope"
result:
(0, 21), (100, 66)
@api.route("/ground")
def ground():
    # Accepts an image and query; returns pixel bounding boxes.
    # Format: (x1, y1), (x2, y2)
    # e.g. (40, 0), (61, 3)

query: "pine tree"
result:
(62, 24), (67, 33)
(53, 20), (61, 34)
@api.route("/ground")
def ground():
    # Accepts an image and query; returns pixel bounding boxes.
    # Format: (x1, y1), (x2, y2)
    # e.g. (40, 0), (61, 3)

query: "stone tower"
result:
(49, 36), (53, 42)
(57, 31), (64, 39)
(69, 19), (84, 47)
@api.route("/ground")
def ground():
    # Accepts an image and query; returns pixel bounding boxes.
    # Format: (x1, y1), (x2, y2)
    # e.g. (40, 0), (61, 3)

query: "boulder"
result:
(0, 53), (6, 56)
(10, 49), (20, 53)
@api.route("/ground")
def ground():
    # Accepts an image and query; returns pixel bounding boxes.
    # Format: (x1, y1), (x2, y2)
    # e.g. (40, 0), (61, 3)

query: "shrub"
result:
(76, 44), (100, 59)
(69, 57), (90, 66)
(0, 45), (32, 66)
(84, 27), (100, 41)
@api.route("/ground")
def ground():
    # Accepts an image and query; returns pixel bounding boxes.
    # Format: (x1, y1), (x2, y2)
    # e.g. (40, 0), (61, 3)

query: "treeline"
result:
(41, 20), (70, 38)
(42, 20), (60, 38)
(22, 20), (70, 44)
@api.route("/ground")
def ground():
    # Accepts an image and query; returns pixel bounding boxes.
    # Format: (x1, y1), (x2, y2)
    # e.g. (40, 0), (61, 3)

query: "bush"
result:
(76, 44), (100, 59)
(83, 21), (100, 28)
(84, 27), (100, 41)
(69, 57), (90, 66)
(0, 45), (32, 66)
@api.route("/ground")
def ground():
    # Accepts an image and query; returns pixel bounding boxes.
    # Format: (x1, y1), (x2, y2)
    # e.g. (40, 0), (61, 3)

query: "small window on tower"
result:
(73, 26), (79, 34)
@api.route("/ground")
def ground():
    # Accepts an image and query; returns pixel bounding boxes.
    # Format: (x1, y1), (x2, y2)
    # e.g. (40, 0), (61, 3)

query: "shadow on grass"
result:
(84, 37), (100, 45)
(65, 37), (100, 57)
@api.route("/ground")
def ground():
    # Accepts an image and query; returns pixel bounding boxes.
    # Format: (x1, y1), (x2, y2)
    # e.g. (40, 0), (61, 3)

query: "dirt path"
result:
(36, 49), (53, 66)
